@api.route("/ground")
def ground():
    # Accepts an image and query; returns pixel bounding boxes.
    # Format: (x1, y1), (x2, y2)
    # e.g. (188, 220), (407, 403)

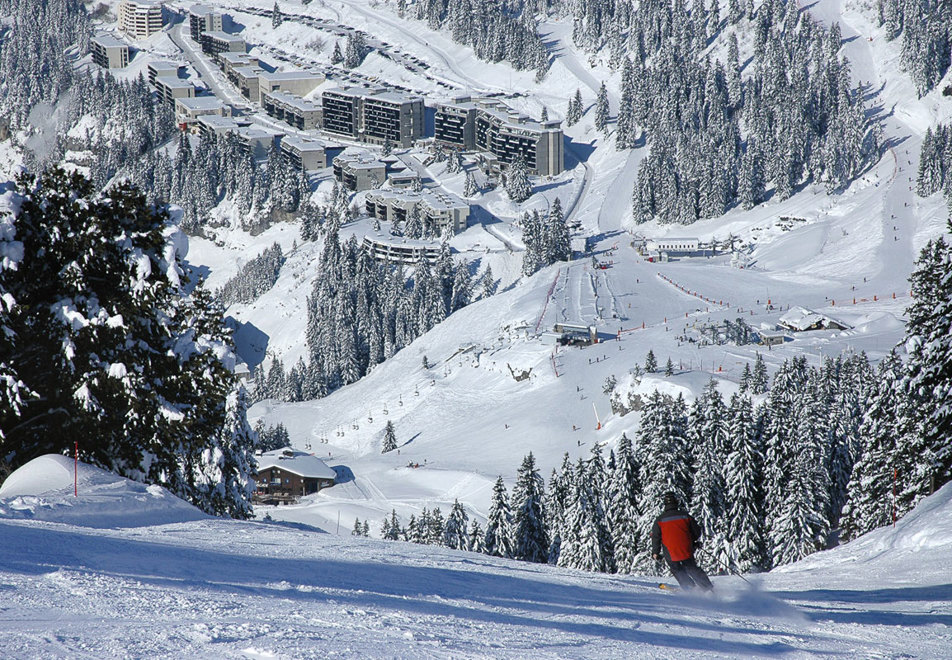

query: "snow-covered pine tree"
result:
(690, 379), (730, 572)
(484, 476), (514, 558)
(428, 507), (446, 545)
(545, 454), (574, 564)
(344, 32), (367, 68)
(382, 420), (398, 453)
(521, 211), (542, 277)
(616, 58), (637, 149)
(595, 82), (609, 132)
(0, 169), (255, 517)
(272, 2), (283, 28)
(477, 265), (497, 299)
(608, 433), (645, 573)
(893, 232), (952, 515)
(545, 198), (571, 263)
(751, 352), (768, 394)
(382, 509), (402, 540)
(725, 392), (766, 572)
(443, 499), (469, 549)
(771, 370), (832, 566)
(644, 349), (658, 373)
(636, 390), (692, 574)
(463, 171), (478, 197)
(840, 350), (903, 541)
(557, 455), (614, 573)
(505, 154), (532, 203)
(511, 452), (549, 563)
(567, 88), (583, 126)
(331, 41), (343, 64)
(467, 518), (485, 553)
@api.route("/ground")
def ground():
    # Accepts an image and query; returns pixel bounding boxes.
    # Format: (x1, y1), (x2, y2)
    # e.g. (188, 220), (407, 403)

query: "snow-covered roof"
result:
(177, 96), (225, 111)
(203, 31), (245, 45)
(91, 33), (128, 49)
(255, 448), (336, 480)
(281, 135), (327, 152)
(778, 306), (850, 332)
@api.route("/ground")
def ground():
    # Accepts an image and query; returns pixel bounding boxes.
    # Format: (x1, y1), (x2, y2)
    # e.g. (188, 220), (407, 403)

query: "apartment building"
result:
(364, 188), (470, 235)
(360, 236), (442, 266)
(321, 87), (361, 140)
(332, 152), (388, 191)
(362, 91), (424, 147)
(261, 90), (322, 130)
(90, 34), (129, 69)
(118, 0), (164, 40)
(434, 95), (564, 176)
(256, 71), (324, 104)
(235, 126), (283, 160)
(280, 136), (328, 171)
(175, 96), (231, 126)
(147, 60), (181, 86)
(200, 31), (245, 58)
(196, 115), (243, 140)
(321, 86), (424, 147)
(188, 4), (223, 42)
(218, 52), (259, 78)
(434, 96), (477, 150)
(228, 65), (265, 101)
(153, 76), (195, 109)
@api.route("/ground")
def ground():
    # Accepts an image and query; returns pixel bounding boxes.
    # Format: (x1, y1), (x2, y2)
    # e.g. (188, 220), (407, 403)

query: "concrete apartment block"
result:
(322, 86), (424, 148)
(435, 95), (564, 176)
(200, 31), (245, 58)
(228, 65), (264, 101)
(175, 96), (231, 126)
(147, 60), (181, 86)
(280, 136), (328, 171)
(154, 76), (195, 109)
(90, 33), (129, 69)
(262, 90), (322, 131)
(332, 152), (388, 191)
(118, 0), (164, 40)
(188, 4), (223, 42)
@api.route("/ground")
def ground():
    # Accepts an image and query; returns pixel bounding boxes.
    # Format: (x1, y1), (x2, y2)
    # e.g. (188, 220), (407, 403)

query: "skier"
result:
(651, 492), (713, 591)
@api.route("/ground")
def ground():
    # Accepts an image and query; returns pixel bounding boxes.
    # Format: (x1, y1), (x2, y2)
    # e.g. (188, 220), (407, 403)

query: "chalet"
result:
(777, 307), (851, 333)
(253, 447), (336, 505)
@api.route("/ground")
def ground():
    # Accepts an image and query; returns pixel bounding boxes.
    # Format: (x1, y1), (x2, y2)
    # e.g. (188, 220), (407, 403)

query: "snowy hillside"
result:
(1, 459), (950, 657)
(154, 0), (951, 537)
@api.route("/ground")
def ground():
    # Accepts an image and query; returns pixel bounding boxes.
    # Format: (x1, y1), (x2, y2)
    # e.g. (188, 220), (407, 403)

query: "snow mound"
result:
(777, 481), (952, 575)
(0, 454), (207, 528)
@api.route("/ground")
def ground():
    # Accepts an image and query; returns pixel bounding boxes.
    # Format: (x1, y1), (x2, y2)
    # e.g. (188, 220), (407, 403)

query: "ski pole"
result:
(697, 548), (753, 585)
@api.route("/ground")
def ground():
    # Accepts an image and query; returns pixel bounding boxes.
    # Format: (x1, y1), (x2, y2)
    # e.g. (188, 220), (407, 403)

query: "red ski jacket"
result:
(651, 507), (702, 562)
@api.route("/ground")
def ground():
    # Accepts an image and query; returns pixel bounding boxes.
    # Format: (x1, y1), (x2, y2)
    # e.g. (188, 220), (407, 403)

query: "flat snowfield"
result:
(2, 475), (951, 659)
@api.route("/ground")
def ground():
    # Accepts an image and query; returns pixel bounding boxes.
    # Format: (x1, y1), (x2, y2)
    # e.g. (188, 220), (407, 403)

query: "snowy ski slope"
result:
(1, 458), (950, 658)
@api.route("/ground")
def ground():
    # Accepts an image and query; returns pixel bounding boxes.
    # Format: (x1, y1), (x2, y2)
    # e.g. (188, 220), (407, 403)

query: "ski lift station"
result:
(541, 322), (598, 347)
(643, 237), (702, 261)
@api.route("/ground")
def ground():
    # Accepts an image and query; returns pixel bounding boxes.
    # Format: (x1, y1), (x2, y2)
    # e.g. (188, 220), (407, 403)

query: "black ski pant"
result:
(667, 556), (713, 591)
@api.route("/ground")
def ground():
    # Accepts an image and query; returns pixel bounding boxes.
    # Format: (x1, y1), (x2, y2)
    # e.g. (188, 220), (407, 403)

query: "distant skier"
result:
(651, 492), (713, 591)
